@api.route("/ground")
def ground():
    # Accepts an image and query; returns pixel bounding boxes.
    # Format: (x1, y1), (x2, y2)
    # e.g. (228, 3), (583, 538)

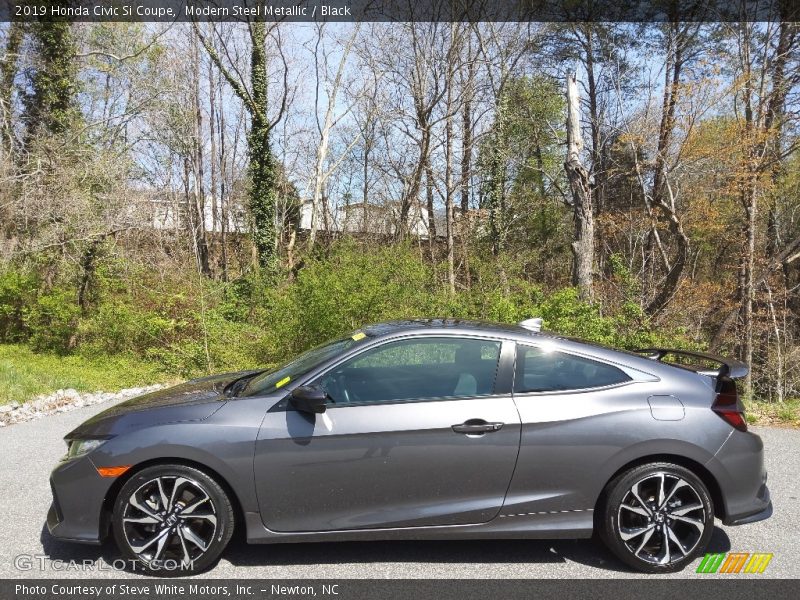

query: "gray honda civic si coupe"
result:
(48, 318), (771, 575)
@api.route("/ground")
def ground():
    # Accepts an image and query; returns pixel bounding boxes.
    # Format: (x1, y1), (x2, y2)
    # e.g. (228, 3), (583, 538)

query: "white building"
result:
(299, 199), (431, 237)
(132, 192), (247, 234)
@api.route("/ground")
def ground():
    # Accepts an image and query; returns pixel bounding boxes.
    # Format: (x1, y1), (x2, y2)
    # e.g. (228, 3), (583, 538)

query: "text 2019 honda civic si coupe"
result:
(47, 319), (771, 574)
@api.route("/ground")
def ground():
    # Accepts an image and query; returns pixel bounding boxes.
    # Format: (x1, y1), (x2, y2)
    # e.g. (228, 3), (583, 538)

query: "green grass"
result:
(745, 398), (800, 427)
(0, 344), (173, 405)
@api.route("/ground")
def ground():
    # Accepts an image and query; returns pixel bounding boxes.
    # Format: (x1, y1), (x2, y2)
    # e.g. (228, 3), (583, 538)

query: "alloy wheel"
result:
(616, 471), (706, 565)
(121, 475), (218, 567)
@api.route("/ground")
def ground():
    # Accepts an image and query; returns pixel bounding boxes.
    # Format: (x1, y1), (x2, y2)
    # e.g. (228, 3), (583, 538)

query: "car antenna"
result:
(518, 318), (543, 332)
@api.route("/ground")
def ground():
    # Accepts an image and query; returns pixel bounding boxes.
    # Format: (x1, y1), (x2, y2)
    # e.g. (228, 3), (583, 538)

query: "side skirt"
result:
(243, 509), (594, 544)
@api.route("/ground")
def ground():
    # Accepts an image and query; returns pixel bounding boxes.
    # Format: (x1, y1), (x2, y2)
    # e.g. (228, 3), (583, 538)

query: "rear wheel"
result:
(112, 464), (234, 576)
(599, 462), (714, 573)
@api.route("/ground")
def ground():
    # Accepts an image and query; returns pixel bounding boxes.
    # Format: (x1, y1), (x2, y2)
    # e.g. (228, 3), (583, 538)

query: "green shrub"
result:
(77, 301), (182, 357)
(25, 290), (81, 353)
(0, 240), (695, 383)
(250, 241), (691, 362)
(267, 241), (435, 355)
(0, 268), (39, 342)
(145, 310), (265, 378)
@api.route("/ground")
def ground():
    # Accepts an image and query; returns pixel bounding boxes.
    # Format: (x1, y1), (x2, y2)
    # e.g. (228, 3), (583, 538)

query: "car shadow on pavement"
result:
(39, 523), (121, 566)
(39, 522), (732, 576)
(221, 526), (733, 574)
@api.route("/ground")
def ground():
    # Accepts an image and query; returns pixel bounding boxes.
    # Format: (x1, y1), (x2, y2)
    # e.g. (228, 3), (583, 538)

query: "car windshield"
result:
(240, 333), (366, 397)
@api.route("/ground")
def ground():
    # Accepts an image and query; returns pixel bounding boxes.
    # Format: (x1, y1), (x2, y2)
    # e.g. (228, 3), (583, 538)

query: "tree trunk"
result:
(0, 23), (22, 153)
(247, 21), (278, 273)
(24, 21), (81, 143)
(460, 36), (474, 215)
(738, 21), (757, 400)
(644, 22), (690, 316)
(398, 116), (430, 241)
(308, 24), (359, 250)
(208, 41), (220, 272)
(459, 33), (474, 284)
(445, 92), (455, 294)
(192, 35), (211, 277)
(582, 25), (606, 217)
(194, 17), (281, 273)
(77, 238), (103, 312)
(362, 131), (370, 233)
(564, 72), (594, 302)
(218, 76), (229, 282)
(424, 153), (436, 238)
(742, 182), (757, 399)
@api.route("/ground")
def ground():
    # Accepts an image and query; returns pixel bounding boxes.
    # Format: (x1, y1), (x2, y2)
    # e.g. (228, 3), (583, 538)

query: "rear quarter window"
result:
(514, 345), (631, 393)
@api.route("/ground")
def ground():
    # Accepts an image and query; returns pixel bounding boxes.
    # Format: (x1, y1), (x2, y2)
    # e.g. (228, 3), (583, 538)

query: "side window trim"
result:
(495, 340), (516, 396)
(512, 343), (635, 395)
(512, 381), (634, 397)
(324, 391), (499, 409)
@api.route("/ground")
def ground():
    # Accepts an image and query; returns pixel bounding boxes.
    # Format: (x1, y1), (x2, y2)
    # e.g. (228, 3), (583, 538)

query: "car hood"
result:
(65, 370), (259, 438)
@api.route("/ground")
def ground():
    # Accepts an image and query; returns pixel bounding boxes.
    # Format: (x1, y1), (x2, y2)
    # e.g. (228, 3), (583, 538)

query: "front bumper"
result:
(47, 456), (113, 544)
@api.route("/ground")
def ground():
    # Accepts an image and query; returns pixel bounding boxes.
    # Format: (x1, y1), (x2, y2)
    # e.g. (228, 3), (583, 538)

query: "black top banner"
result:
(1, 0), (799, 23)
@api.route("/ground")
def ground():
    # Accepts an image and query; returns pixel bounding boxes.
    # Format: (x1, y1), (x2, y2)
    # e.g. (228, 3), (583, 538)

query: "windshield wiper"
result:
(224, 371), (263, 398)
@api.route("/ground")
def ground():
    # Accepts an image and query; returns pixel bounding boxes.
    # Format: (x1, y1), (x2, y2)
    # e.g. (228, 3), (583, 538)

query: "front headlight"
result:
(65, 438), (106, 460)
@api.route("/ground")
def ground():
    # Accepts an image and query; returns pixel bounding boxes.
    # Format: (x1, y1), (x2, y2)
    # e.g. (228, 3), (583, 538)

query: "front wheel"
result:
(599, 462), (714, 573)
(112, 464), (234, 576)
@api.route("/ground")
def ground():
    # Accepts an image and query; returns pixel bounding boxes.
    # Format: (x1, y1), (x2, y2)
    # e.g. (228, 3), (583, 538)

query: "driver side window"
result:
(316, 337), (501, 405)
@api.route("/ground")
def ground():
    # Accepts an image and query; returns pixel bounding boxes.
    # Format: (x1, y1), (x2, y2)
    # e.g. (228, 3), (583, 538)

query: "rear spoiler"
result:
(633, 348), (749, 383)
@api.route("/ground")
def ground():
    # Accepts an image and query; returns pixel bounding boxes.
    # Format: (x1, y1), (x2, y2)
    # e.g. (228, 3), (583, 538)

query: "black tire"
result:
(599, 462), (714, 573)
(112, 464), (234, 576)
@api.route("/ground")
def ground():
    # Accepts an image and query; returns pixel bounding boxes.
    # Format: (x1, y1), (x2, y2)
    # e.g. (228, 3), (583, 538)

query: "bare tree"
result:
(307, 23), (362, 249)
(190, 31), (211, 276)
(640, 22), (702, 316)
(729, 19), (799, 397)
(443, 23), (458, 294)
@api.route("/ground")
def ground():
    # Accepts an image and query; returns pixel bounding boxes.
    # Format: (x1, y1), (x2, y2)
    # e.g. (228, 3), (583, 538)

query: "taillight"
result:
(712, 378), (747, 432)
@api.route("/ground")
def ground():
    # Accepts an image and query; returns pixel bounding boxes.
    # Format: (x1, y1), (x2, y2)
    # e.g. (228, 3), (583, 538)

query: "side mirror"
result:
(289, 385), (328, 414)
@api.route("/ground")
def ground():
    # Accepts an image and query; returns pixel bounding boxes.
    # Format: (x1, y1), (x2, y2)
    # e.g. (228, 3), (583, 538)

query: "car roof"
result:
(362, 318), (540, 339)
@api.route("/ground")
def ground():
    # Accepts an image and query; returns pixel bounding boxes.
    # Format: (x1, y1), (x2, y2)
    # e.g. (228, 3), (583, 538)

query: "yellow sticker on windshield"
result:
(275, 376), (291, 388)
(352, 332), (366, 341)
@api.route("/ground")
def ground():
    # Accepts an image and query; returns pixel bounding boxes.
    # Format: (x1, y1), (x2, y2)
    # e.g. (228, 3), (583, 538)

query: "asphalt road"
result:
(1, 399), (797, 579)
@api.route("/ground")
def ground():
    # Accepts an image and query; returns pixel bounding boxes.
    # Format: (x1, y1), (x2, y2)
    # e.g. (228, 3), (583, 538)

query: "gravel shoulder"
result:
(0, 396), (797, 579)
(0, 385), (163, 427)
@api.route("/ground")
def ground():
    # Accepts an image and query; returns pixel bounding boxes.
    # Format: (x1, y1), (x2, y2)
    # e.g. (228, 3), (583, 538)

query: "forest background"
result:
(2, 15), (799, 424)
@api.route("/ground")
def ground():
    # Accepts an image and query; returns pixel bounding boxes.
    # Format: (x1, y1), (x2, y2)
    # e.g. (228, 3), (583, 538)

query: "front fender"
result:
(92, 404), (265, 515)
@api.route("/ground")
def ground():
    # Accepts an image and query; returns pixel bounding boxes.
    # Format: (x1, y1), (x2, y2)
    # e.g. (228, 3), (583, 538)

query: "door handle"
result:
(451, 420), (504, 434)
